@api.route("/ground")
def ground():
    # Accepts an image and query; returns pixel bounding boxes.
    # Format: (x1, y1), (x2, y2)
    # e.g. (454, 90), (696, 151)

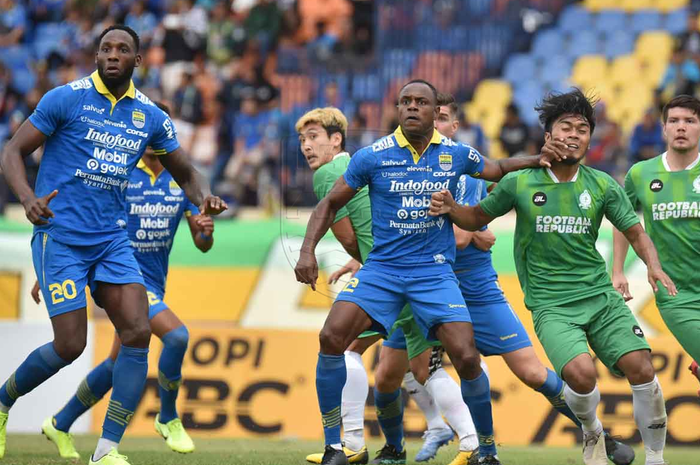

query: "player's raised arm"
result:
(429, 189), (493, 231)
(0, 119), (56, 225)
(478, 138), (570, 181)
(295, 176), (358, 290)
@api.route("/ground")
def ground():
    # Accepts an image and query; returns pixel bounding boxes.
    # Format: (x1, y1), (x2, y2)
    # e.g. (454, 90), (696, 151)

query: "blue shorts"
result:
(457, 275), (532, 356)
(336, 264), (470, 341)
(145, 287), (169, 320)
(31, 232), (145, 317)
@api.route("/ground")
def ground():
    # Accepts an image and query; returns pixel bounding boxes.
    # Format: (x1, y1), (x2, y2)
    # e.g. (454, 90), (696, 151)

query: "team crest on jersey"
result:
(693, 175), (700, 194)
(132, 110), (146, 129)
(578, 190), (592, 210)
(169, 180), (183, 195)
(438, 153), (453, 171)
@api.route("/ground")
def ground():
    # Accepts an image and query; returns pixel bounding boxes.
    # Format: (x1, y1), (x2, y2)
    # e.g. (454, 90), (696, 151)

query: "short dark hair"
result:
(98, 25), (140, 52)
(154, 101), (171, 116)
(662, 94), (700, 122)
(400, 79), (438, 104)
(535, 88), (597, 134)
(436, 92), (459, 118)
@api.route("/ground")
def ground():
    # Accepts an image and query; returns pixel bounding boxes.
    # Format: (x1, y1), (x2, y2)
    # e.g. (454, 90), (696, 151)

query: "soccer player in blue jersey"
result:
(0, 26), (226, 465)
(435, 94), (634, 465)
(29, 102), (213, 459)
(294, 79), (565, 465)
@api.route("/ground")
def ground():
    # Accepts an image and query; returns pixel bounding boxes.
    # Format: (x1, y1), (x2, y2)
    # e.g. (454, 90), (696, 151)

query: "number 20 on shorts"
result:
(342, 278), (359, 293)
(48, 279), (77, 304)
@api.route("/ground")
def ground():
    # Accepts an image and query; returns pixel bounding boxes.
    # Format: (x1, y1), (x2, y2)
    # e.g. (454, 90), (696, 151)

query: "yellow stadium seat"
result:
(640, 59), (669, 88)
(473, 79), (512, 109)
(586, 82), (616, 106)
(653, 0), (689, 13)
(571, 55), (609, 89)
(635, 32), (674, 64)
(619, 82), (654, 109)
(621, 0), (654, 11)
(609, 56), (643, 86)
(482, 110), (506, 140)
(489, 140), (507, 159)
(582, 0), (617, 12)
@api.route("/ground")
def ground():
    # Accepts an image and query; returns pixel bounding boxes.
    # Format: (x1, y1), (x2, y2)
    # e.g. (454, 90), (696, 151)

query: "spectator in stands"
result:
(173, 70), (205, 153)
(587, 102), (624, 177)
(677, 13), (700, 58)
(245, 0), (282, 57)
(0, 0), (28, 46)
(207, 2), (246, 67)
(455, 110), (487, 156)
(0, 62), (21, 127)
(499, 103), (531, 157)
(125, 1), (158, 47)
(320, 81), (355, 120)
(307, 21), (340, 64)
(658, 46), (700, 103)
(628, 109), (665, 165)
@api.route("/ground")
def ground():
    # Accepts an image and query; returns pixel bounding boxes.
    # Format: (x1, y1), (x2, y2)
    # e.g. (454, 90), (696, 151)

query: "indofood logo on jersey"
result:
(438, 153), (452, 171)
(130, 202), (179, 217)
(132, 110), (146, 129)
(389, 179), (449, 195)
(85, 128), (143, 151)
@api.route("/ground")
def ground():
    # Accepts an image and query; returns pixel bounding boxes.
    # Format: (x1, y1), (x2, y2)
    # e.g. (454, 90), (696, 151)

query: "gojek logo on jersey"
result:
(84, 128), (143, 151)
(389, 179), (449, 195)
(129, 202), (180, 217)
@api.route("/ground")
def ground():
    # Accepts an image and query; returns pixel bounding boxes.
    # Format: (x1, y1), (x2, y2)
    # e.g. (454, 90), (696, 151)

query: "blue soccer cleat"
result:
(415, 427), (454, 462)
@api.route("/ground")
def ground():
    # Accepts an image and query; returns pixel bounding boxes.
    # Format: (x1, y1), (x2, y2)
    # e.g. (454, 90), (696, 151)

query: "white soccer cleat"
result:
(582, 431), (608, 465)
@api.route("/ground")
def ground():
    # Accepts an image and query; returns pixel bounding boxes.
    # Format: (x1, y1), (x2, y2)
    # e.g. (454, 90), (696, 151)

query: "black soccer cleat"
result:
(604, 432), (635, 465)
(370, 444), (406, 465)
(478, 455), (502, 465)
(467, 448), (480, 465)
(322, 445), (349, 465)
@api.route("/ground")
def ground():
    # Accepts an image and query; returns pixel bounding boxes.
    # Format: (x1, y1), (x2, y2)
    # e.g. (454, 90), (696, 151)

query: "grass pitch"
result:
(3, 435), (699, 465)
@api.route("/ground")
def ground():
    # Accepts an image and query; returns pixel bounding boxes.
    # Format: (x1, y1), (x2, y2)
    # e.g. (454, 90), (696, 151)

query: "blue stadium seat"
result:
(0, 45), (31, 69)
(463, 0), (492, 18)
(630, 10), (663, 34)
(538, 55), (572, 86)
(559, 6), (593, 33)
(443, 26), (470, 52)
(595, 10), (628, 36)
(513, 79), (544, 109)
(503, 54), (537, 84)
(603, 30), (635, 59)
(532, 29), (565, 59)
(381, 49), (416, 81)
(566, 30), (601, 58)
(664, 9), (689, 35)
(352, 73), (381, 101)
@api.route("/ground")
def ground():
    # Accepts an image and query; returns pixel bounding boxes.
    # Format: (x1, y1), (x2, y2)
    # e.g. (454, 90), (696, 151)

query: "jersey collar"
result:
(137, 159), (163, 185)
(546, 166), (579, 183)
(393, 126), (442, 164)
(90, 70), (135, 115)
(661, 151), (700, 171)
(333, 151), (349, 160)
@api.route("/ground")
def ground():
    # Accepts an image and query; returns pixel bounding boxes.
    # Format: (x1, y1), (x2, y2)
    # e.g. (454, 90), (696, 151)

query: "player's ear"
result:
(544, 131), (552, 143)
(134, 53), (143, 68)
(330, 131), (342, 150)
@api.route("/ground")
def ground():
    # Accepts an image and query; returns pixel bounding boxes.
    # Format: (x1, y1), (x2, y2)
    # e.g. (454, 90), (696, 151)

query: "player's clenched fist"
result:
(195, 214), (214, 236)
(295, 251), (319, 291)
(539, 139), (570, 167)
(22, 189), (58, 225)
(429, 189), (455, 216)
(200, 195), (228, 215)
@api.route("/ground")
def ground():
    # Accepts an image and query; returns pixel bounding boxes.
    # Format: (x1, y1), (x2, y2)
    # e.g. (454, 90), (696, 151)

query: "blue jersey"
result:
(126, 160), (198, 295)
(343, 126), (484, 276)
(29, 71), (180, 245)
(453, 175), (493, 271)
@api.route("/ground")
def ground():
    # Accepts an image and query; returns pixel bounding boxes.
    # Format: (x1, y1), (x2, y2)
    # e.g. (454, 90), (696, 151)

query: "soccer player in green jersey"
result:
(428, 89), (676, 465)
(612, 94), (700, 393)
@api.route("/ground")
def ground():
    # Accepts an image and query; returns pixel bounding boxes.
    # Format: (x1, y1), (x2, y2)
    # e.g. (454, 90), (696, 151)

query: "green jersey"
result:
(312, 153), (373, 262)
(624, 152), (700, 308)
(480, 165), (639, 310)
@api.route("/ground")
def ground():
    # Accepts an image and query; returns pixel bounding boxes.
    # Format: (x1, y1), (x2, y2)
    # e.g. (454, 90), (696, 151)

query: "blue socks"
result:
(374, 387), (404, 452)
(157, 326), (189, 423)
(461, 371), (496, 457)
(316, 353), (347, 446)
(101, 345), (148, 443)
(0, 342), (69, 409)
(536, 368), (582, 428)
(54, 358), (115, 432)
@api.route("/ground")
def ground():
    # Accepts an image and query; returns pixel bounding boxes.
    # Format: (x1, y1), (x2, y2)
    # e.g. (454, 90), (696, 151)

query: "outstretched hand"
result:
(23, 190), (58, 225)
(200, 195), (228, 215)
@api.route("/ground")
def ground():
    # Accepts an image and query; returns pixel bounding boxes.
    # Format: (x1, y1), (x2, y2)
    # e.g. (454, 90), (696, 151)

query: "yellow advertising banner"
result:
(91, 321), (700, 446)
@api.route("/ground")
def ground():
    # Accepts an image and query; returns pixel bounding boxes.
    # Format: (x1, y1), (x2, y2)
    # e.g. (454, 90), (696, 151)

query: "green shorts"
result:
(532, 289), (650, 377)
(383, 305), (441, 360)
(659, 302), (700, 363)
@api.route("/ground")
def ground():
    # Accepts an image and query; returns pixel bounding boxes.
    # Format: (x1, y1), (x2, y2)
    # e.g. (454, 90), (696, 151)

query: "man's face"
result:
(663, 107), (700, 153)
(435, 106), (459, 139)
(299, 123), (339, 171)
(545, 114), (591, 165)
(397, 83), (438, 137)
(95, 30), (141, 88)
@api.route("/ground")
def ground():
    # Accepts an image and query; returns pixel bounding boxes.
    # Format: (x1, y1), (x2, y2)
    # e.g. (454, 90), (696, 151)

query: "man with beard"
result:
(0, 25), (226, 465)
(294, 79), (561, 465)
(429, 89), (674, 465)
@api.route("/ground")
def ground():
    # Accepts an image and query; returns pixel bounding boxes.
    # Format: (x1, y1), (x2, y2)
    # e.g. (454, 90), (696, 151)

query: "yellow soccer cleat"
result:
(0, 411), (7, 459)
(447, 449), (479, 465)
(306, 445), (369, 464)
(42, 416), (80, 459)
(88, 448), (131, 465)
(154, 415), (195, 454)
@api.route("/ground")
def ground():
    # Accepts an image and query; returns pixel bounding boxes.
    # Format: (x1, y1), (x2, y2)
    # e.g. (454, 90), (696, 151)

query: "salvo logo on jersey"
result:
(132, 110), (146, 129)
(438, 153), (452, 171)
(633, 325), (644, 338)
(650, 179), (663, 192)
(578, 190), (592, 210)
(532, 192), (547, 206)
(693, 175), (700, 194)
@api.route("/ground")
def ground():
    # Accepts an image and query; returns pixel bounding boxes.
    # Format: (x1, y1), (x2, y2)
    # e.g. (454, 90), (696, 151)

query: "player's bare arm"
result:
(478, 139), (570, 181)
(328, 258), (361, 285)
(453, 224), (474, 249)
(159, 147), (227, 216)
(472, 229), (496, 251)
(621, 223), (677, 296)
(295, 176), (358, 290)
(330, 216), (362, 263)
(612, 227), (633, 301)
(187, 214), (214, 253)
(0, 119), (59, 225)
(429, 189), (494, 231)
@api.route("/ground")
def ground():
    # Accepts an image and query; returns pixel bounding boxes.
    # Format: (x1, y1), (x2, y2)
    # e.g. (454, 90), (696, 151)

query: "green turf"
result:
(3, 435), (699, 465)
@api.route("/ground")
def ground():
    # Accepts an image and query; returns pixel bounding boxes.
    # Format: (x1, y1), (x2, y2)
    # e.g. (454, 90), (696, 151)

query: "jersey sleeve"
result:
(479, 172), (517, 218)
(28, 85), (72, 136)
(623, 168), (639, 210)
(458, 143), (485, 178)
(313, 166), (349, 223)
(184, 197), (200, 217)
(150, 107), (180, 155)
(343, 148), (375, 190)
(605, 176), (641, 232)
